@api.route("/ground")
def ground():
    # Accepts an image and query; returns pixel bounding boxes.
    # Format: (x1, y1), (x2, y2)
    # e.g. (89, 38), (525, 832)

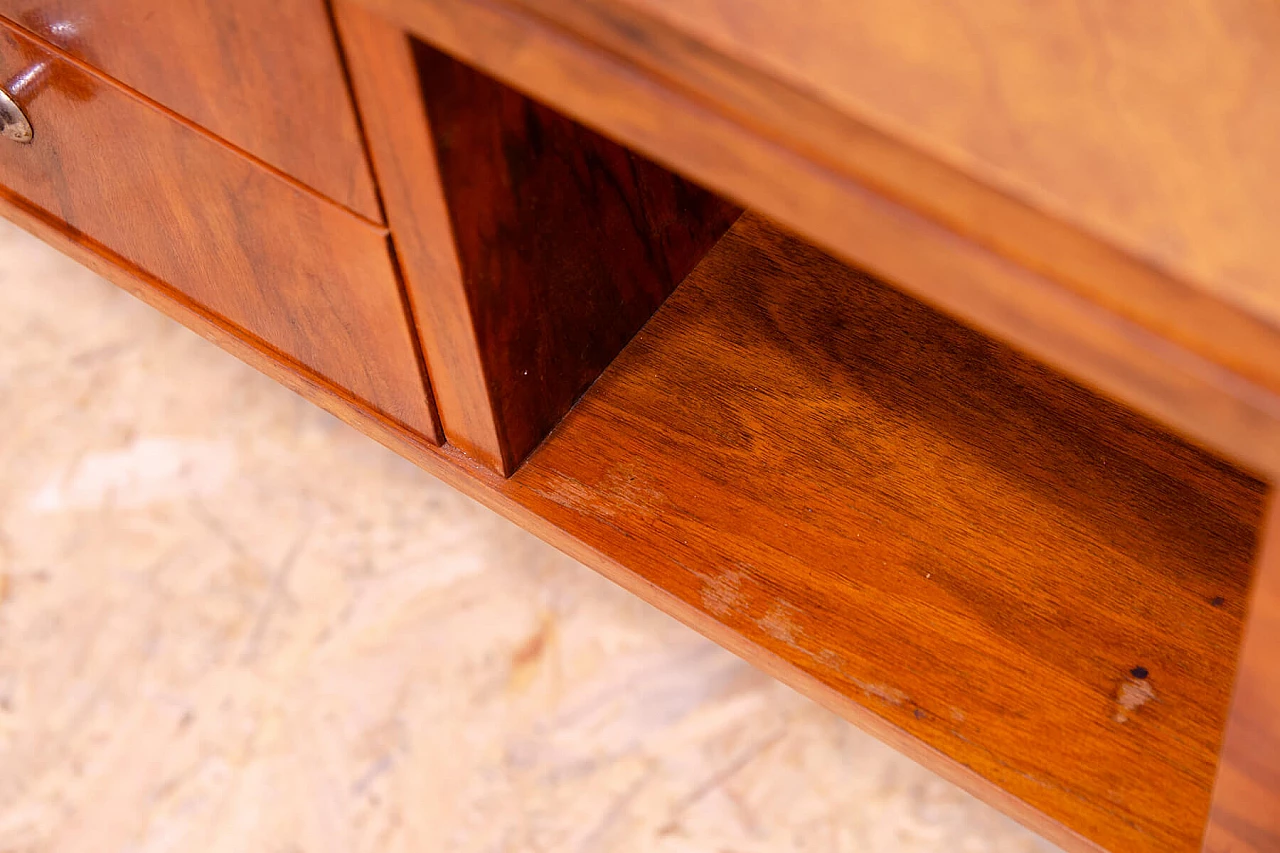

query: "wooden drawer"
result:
(0, 21), (438, 439)
(0, 0), (381, 219)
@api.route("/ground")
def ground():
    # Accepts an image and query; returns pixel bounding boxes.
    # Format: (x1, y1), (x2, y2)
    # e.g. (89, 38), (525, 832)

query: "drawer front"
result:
(0, 22), (438, 438)
(0, 0), (381, 219)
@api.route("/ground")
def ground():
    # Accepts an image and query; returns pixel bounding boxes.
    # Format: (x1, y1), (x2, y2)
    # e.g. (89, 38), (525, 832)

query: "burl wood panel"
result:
(354, 0), (1280, 479)
(337, 0), (738, 475)
(502, 215), (1266, 852)
(0, 22), (439, 440)
(0, 0), (382, 219)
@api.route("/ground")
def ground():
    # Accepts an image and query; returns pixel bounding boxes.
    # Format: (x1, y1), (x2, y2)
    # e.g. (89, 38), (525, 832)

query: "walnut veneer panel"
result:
(0, 21), (439, 439)
(0, 0), (382, 219)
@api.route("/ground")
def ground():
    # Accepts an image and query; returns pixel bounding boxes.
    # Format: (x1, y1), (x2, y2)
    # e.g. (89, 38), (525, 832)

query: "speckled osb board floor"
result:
(0, 218), (1060, 853)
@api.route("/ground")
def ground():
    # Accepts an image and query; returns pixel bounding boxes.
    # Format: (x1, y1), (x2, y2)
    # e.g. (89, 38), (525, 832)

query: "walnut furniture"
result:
(0, 2), (1276, 850)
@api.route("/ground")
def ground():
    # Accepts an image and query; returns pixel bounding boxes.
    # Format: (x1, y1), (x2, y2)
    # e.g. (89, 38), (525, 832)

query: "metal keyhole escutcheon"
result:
(0, 59), (51, 143)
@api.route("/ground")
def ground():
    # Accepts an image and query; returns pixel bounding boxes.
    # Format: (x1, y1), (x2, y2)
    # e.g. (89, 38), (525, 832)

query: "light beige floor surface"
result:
(0, 219), (1059, 852)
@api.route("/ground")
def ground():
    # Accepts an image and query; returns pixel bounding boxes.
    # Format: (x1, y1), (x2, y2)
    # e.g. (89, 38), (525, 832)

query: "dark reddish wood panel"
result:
(0, 190), (441, 452)
(414, 39), (742, 471)
(338, 0), (738, 475)
(0, 0), (383, 219)
(0, 20), (439, 439)
(414, 40), (739, 473)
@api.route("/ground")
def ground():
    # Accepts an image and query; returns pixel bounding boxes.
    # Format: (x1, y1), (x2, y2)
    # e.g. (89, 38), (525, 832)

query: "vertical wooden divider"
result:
(335, 0), (740, 475)
(1204, 490), (1280, 853)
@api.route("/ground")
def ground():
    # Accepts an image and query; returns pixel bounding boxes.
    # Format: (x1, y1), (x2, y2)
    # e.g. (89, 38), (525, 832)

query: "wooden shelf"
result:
(497, 214), (1266, 852)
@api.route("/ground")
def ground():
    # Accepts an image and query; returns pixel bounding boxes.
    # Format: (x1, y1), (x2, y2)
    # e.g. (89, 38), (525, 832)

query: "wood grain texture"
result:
(0, 188), (438, 450)
(353, 0), (1280, 478)
(0, 0), (382, 220)
(503, 214), (1266, 852)
(560, 0), (1280, 331)
(413, 40), (740, 473)
(337, 1), (737, 474)
(1206, 496), (1280, 853)
(0, 21), (440, 441)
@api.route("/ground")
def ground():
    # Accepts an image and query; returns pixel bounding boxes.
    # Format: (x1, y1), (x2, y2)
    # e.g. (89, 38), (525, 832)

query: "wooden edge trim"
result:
(334, 0), (510, 472)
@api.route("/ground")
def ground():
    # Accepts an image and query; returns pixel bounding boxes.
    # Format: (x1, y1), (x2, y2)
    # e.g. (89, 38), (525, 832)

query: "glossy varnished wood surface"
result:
(355, 0), (1280, 479)
(346, 5), (1280, 848)
(0, 191), (433, 451)
(338, 2), (737, 474)
(557, 0), (1280, 328)
(0, 0), (382, 219)
(2, 4), (1271, 848)
(333, 4), (485, 458)
(504, 214), (1265, 852)
(414, 41), (738, 473)
(0, 21), (440, 440)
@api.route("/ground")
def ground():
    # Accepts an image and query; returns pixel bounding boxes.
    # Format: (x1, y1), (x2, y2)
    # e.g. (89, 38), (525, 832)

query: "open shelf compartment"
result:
(500, 214), (1265, 852)
(336, 11), (1267, 848)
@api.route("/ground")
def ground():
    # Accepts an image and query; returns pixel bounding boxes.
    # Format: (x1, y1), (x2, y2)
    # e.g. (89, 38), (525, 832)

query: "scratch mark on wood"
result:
(1114, 678), (1156, 723)
(757, 601), (801, 644)
(852, 680), (909, 707)
(699, 569), (746, 618)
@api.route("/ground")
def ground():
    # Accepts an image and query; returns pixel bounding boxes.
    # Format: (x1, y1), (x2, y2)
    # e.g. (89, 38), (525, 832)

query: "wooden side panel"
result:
(0, 0), (383, 220)
(336, 1), (738, 474)
(413, 41), (740, 473)
(1205, 495), (1280, 853)
(335, 3), (491, 458)
(0, 21), (440, 440)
